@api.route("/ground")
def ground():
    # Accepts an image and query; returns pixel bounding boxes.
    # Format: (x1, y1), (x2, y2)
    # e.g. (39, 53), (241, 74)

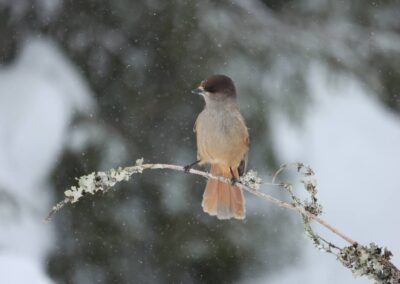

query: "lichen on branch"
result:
(339, 243), (400, 283)
(64, 158), (144, 203)
(45, 158), (400, 284)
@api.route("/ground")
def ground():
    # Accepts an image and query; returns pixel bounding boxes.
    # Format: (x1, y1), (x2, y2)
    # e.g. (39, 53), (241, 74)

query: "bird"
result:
(185, 74), (249, 220)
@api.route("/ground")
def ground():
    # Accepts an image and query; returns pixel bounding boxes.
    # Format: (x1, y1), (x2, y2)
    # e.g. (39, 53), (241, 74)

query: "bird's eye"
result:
(205, 86), (216, 93)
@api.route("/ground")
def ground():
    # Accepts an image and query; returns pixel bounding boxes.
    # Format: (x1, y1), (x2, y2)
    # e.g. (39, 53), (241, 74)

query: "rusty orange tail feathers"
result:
(201, 164), (245, 220)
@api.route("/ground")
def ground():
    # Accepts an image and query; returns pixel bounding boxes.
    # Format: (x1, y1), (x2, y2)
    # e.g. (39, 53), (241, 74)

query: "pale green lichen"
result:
(277, 164), (331, 255)
(296, 163), (323, 217)
(63, 158), (146, 203)
(338, 243), (398, 283)
(134, 158), (144, 173)
(78, 172), (97, 194)
(240, 169), (262, 190)
(64, 172), (98, 203)
(303, 200), (323, 216)
(109, 167), (131, 183)
(135, 158), (144, 166)
(64, 186), (83, 203)
(284, 164), (400, 283)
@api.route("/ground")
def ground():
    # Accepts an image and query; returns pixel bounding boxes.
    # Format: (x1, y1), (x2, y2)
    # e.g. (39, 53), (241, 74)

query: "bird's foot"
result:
(184, 160), (201, 173)
(230, 176), (239, 185)
(184, 165), (192, 173)
(229, 167), (239, 185)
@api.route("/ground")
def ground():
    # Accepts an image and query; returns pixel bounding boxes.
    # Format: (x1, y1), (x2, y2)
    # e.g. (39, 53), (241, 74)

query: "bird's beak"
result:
(192, 87), (205, 96)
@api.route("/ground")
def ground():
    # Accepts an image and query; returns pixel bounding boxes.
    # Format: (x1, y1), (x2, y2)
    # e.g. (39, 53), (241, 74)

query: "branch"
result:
(46, 159), (400, 283)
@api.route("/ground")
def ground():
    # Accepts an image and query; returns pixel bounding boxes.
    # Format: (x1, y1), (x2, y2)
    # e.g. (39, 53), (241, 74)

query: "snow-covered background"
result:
(1, 38), (399, 284)
(0, 0), (399, 283)
(0, 38), (93, 284)
(257, 63), (400, 283)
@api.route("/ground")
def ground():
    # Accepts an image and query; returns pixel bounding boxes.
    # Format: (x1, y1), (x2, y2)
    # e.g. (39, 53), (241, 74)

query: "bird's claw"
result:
(230, 176), (238, 185)
(184, 165), (191, 173)
(184, 160), (200, 173)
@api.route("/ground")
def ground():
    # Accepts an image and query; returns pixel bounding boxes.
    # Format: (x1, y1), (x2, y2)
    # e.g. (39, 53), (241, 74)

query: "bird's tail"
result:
(202, 164), (245, 220)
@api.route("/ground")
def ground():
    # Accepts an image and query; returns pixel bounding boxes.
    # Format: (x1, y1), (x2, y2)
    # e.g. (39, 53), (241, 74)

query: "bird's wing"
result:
(193, 110), (204, 133)
(233, 111), (249, 176)
(238, 154), (248, 177)
(193, 117), (198, 133)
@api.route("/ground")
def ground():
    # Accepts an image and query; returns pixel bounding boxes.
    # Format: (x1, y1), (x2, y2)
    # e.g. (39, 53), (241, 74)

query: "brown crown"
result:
(200, 75), (236, 97)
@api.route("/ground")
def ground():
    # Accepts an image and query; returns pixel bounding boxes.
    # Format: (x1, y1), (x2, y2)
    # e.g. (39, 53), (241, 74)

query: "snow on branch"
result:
(46, 158), (400, 283)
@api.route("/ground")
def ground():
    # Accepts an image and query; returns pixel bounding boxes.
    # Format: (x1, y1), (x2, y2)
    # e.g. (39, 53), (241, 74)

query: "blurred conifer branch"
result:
(46, 158), (400, 283)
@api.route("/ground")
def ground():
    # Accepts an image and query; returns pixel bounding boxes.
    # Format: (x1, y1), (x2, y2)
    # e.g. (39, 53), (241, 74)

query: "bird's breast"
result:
(196, 108), (248, 166)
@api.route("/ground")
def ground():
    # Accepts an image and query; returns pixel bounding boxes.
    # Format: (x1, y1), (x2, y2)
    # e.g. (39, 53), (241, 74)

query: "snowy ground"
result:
(258, 63), (400, 284)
